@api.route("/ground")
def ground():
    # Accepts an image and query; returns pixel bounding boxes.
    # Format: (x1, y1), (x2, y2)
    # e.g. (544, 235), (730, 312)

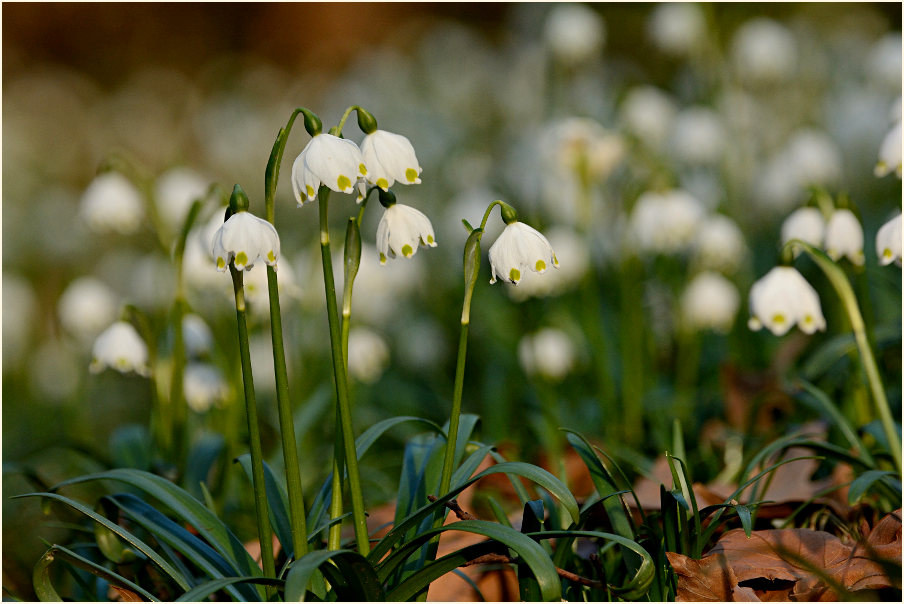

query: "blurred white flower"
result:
(781, 207), (825, 249)
(3, 274), (37, 365)
(508, 227), (591, 300)
(867, 33), (903, 93)
(90, 321), (151, 376)
(347, 327), (390, 384)
(182, 314), (214, 358)
(518, 327), (576, 382)
(620, 86), (676, 149)
(376, 203), (437, 264)
(488, 221), (558, 284)
(693, 214), (747, 274)
(154, 168), (210, 234)
(184, 362), (229, 413)
(748, 266), (825, 336)
(291, 133), (365, 205)
(541, 117), (625, 182)
(211, 211), (280, 272)
(786, 129), (843, 188)
(79, 172), (145, 235)
(876, 214), (902, 266)
(543, 3), (605, 65)
(824, 209), (864, 265)
(875, 121), (902, 178)
(129, 254), (175, 311)
(58, 276), (119, 344)
(669, 107), (726, 166)
(731, 18), (798, 84)
(628, 189), (706, 254)
(681, 272), (740, 333)
(242, 256), (299, 317)
(361, 130), (422, 191)
(182, 210), (233, 298)
(648, 2), (706, 56)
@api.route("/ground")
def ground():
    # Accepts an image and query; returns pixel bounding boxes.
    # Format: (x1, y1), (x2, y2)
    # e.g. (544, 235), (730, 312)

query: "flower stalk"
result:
(229, 265), (277, 595)
(785, 239), (902, 473)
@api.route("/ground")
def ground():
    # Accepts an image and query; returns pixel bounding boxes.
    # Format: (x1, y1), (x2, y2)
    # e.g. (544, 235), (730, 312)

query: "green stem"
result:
(229, 267), (277, 594)
(263, 114), (310, 558)
(318, 187), (370, 555)
(790, 240), (902, 473)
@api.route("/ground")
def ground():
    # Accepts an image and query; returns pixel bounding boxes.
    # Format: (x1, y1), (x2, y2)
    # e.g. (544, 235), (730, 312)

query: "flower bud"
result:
(228, 184), (250, 214)
(356, 107), (379, 134)
(344, 217), (362, 286)
(300, 108), (322, 137)
(378, 188), (397, 208)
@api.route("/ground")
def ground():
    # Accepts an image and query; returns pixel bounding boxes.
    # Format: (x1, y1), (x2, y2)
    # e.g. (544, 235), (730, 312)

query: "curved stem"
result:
(229, 267), (277, 594)
(263, 115), (310, 558)
(789, 240), (901, 473)
(318, 187), (370, 555)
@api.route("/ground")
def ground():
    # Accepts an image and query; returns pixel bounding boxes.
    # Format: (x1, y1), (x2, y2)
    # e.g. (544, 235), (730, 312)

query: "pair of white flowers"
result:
(782, 207), (902, 267)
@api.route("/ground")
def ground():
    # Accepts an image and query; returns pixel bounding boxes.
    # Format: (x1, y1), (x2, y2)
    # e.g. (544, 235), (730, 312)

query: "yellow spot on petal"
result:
(235, 251), (248, 266)
(216, 257), (226, 269)
(772, 313), (786, 325)
(405, 168), (418, 182)
(359, 163), (367, 176)
(267, 250), (276, 263)
(883, 248), (893, 259)
(535, 259), (546, 272)
(426, 234), (435, 245)
(379, 252), (387, 265)
(337, 175), (352, 191)
(509, 268), (521, 283)
(306, 185), (315, 199)
(401, 244), (413, 257)
(804, 315), (813, 326)
(553, 254), (559, 267)
(376, 177), (389, 190)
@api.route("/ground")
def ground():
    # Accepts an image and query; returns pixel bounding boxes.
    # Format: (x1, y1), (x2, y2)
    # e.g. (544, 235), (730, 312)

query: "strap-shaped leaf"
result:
(285, 550), (384, 602)
(33, 544), (159, 602)
(49, 469), (262, 580)
(18, 492), (189, 591)
(386, 541), (500, 601)
(848, 469), (902, 504)
(235, 454), (293, 559)
(182, 432), (225, 501)
(379, 520), (561, 601)
(369, 461), (579, 565)
(107, 493), (260, 601)
(174, 576), (284, 602)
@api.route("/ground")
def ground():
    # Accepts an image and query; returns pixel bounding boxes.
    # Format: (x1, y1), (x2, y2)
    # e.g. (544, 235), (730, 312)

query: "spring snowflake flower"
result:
(731, 18), (798, 84)
(875, 121), (902, 178)
(79, 172), (145, 235)
(620, 86), (676, 149)
(184, 363), (229, 413)
(648, 2), (706, 56)
(876, 214), (902, 266)
(90, 321), (151, 376)
(681, 272), (740, 333)
(518, 327), (576, 382)
(291, 133), (366, 205)
(543, 3), (605, 65)
(154, 168), (210, 233)
(824, 209), (864, 265)
(211, 211), (280, 272)
(629, 189), (705, 254)
(781, 207), (825, 249)
(360, 130), (422, 191)
(58, 276), (119, 344)
(488, 221), (559, 285)
(748, 266), (826, 336)
(376, 203), (437, 264)
(693, 214), (747, 274)
(347, 327), (390, 384)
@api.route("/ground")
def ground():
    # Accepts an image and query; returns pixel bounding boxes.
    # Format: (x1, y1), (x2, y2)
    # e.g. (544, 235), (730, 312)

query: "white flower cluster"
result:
(748, 267), (826, 336)
(781, 206), (866, 266)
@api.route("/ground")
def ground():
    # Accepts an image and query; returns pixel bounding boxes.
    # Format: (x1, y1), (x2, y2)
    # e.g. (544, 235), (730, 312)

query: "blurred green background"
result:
(3, 3), (901, 600)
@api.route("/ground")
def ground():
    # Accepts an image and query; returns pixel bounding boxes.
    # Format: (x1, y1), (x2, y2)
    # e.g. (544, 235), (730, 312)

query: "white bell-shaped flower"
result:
(543, 3), (605, 66)
(90, 321), (151, 376)
(647, 2), (706, 56)
(154, 168), (210, 234)
(184, 362), (229, 413)
(58, 276), (119, 344)
(518, 327), (576, 382)
(291, 133), (366, 206)
(376, 203), (437, 264)
(347, 327), (390, 384)
(748, 266), (826, 336)
(211, 211), (280, 272)
(183, 314), (214, 358)
(693, 214), (747, 274)
(79, 172), (145, 235)
(629, 189), (705, 254)
(875, 121), (902, 178)
(360, 130), (422, 191)
(489, 221), (559, 284)
(824, 209), (864, 265)
(681, 272), (740, 333)
(781, 207), (825, 249)
(876, 214), (902, 266)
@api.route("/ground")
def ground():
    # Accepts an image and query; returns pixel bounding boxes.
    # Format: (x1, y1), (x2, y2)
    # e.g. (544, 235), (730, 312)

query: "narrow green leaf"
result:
(848, 470), (901, 505)
(387, 541), (499, 601)
(108, 424), (152, 472)
(285, 550), (383, 602)
(793, 379), (873, 464)
(33, 544), (160, 602)
(175, 576), (284, 602)
(484, 495), (513, 528)
(735, 504), (753, 537)
(235, 454), (294, 559)
(182, 432), (225, 501)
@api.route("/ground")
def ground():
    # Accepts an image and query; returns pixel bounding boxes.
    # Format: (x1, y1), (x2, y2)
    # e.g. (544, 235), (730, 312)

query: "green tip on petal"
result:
(401, 244), (414, 257)
(379, 252), (388, 265)
(235, 251), (249, 266)
(337, 175), (352, 191)
(216, 257), (226, 270)
(376, 177), (389, 190)
(405, 168), (418, 183)
(305, 185), (315, 199)
(771, 313), (786, 325)
(359, 163), (367, 176)
(267, 250), (276, 263)
(426, 234), (435, 245)
(509, 267), (521, 283)
(535, 259), (546, 272)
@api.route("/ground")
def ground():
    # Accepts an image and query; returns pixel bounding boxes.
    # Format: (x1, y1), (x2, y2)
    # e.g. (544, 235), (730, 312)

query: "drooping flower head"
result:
(79, 171), (145, 235)
(681, 271), (740, 333)
(824, 209), (864, 265)
(748, 266), (826, 336)
(488, 204), (558, 285)
(876, 213), (902, 266)
(781, 207), (825, 249)
(291, 110), (366, 206)
(375, 189), (437, 264)
(90, 321), (151, 376)
(211, 185), (280, 272)
(875, 120), (902, 178)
